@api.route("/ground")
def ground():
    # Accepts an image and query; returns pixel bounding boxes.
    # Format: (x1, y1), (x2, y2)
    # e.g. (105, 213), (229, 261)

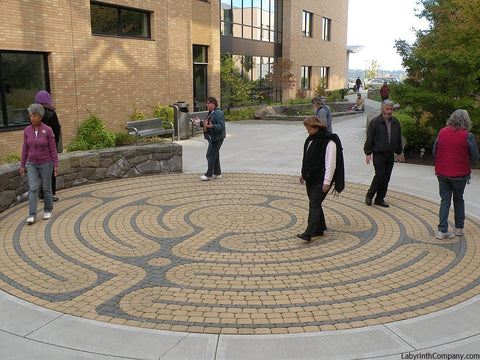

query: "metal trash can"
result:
(169, 101), (190, 140)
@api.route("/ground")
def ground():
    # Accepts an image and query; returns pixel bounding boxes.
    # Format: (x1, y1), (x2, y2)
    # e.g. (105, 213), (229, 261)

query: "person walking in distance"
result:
(364, 99), (403, 208)
(380, 81), (390, 101)
(311, 97), (332, 133)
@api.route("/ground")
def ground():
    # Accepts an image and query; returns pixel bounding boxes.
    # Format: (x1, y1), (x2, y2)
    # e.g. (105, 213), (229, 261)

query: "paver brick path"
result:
(1, 173), (479, 335)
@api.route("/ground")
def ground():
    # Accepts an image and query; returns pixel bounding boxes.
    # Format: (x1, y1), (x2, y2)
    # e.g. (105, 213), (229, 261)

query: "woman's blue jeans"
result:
(26, 161), (53, 216)
(437, 175), (467, 232)
(205, 139), (223, 177)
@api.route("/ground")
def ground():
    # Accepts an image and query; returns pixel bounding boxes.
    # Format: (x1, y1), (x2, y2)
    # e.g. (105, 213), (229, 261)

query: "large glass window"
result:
(0, 51), (49, 129)
(301, 66), (311, 90)
(221, 54), (278, 105)
(302, 11), (312, 37)
(320, 67), (330, 89)
(91, 2), (151, 39)
(221, 0), (281, 43)
(193, 45), (208, 111)
(322, 17), (331, 41)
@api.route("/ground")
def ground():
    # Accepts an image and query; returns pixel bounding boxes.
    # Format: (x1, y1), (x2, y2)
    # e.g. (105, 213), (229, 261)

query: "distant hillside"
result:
(348, 69), (406, 81)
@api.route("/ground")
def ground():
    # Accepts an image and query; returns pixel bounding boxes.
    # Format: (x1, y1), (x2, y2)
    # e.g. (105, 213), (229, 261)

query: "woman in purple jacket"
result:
(19, 103), (59, 224)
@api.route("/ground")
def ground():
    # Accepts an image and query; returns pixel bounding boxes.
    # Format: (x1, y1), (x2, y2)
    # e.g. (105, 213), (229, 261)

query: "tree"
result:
(264, 58), (296, 103)
(220, 54), (253, 112)
(393, 0), (480, 132)
(366, 59), (381, 80)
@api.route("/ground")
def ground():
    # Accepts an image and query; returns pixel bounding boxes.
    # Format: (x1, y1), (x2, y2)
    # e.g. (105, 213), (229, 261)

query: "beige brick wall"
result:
(282, 0), (348, 99)
(0, 0), (220, 158)
(0, 0), (347, 158)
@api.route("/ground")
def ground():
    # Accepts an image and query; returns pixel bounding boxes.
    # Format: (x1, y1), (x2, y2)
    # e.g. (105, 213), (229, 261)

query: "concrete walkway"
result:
(1, 94), (480, 359)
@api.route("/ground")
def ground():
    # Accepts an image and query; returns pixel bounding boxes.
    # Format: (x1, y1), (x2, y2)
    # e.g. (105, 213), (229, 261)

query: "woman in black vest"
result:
(298, 116), (344, 242)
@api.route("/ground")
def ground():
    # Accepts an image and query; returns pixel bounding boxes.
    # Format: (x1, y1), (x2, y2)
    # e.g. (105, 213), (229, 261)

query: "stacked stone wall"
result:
(0, 144), (182, 213)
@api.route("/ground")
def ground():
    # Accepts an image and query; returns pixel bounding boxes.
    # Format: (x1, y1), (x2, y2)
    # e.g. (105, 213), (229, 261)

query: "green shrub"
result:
(154, 105), (174, 129)
(2, 153), (21, 163)
(114, 132), (136, 146)
(314, 82), (327, 97)
(395, 109), (436, 153)
(131, 108), (147, 120)
(66, 139), (91, 152)
(224, 106), (259, 121)
(326, 89), (344, 102)
(66, 115), (116, 151)
(287, 98), (312, 105)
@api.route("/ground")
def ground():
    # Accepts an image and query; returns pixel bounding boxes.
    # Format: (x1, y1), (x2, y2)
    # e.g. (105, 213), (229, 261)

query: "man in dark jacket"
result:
(363, 99), (403, 207)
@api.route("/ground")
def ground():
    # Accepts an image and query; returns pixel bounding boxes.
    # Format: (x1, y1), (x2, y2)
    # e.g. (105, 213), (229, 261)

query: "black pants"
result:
(367, 152), (394, 202)
(305, 181), (328, 236)
(205, 139), (223, 177)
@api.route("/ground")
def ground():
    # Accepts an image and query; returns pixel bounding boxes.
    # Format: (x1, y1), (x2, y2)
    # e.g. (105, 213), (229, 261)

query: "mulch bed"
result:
(404, 151), (480, 169)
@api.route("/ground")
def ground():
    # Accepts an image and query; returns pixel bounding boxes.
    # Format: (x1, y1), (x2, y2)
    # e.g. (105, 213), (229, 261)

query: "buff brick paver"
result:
(1, 173), (480, 335)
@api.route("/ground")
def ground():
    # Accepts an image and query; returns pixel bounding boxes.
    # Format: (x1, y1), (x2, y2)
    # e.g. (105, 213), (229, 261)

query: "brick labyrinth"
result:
(1, 173), (480, 335)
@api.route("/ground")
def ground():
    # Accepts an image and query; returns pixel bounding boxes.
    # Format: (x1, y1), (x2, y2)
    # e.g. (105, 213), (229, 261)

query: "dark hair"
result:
(206, 97), (218, 107)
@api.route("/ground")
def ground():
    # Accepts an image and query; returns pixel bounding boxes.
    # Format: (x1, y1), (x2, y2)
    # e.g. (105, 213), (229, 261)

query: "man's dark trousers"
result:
(367, 152), (394, 202)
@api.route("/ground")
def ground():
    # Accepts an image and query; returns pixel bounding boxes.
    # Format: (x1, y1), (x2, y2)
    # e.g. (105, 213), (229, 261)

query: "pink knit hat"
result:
(35, 90), (53, 107)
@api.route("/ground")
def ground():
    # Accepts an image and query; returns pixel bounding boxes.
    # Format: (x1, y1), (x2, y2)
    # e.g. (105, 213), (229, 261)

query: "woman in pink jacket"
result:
(20, 103), (58, 224)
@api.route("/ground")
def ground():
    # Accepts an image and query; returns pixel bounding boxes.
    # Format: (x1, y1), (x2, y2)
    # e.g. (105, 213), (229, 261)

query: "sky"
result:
(347, 0), (429, 71)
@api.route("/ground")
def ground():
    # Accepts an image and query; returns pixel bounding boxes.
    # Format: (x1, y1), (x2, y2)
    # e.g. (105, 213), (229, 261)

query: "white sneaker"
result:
(455, 228), (463, 236)
(26, 216), (35, 224)
(43, 212), (52, 220)
(436, 231), (455, 240)
(212, 174), (222, 179)
(200, 175), (212, 181)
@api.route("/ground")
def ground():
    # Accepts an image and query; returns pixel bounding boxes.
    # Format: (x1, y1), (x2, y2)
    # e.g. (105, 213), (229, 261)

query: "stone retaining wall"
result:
(0, 143), (182, 213)
(272, 101), (353, 114)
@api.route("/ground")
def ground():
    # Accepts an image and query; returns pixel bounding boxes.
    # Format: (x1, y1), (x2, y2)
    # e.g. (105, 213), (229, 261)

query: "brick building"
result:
(0, 0), (347, 158)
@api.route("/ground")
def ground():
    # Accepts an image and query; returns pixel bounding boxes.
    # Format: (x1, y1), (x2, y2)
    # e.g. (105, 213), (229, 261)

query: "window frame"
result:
(301, 66), (311, 90)
(0, 51), (50, 131)
(90, 1), (152, 39)
(220, 0), (282, 43)
(302, 11), (313, 37)
(320, 66), (330, 89)
(322, 17), (331, 41)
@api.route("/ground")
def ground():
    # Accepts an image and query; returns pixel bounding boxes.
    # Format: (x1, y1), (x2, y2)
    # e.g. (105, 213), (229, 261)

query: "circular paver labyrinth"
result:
(1, 173), (480, 335)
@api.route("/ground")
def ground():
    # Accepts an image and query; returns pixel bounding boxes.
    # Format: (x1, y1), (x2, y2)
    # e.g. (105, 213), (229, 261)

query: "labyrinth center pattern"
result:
(1, 173), (480, 334)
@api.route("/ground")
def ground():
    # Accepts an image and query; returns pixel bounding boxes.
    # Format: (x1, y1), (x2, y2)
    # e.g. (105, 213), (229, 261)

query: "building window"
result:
(322, 17), (331, 41)
(220, 0), (282, 43)
(0, 51), (49, 130)
(91, 2), (151, 39)
(193, 45), (208, 111)
(320, 67), (330, 89)
(301, 66), (311, 89)
(302, 11), (312, 37)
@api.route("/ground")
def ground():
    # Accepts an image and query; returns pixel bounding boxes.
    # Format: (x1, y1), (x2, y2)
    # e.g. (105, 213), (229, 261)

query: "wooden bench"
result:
(125, 118), (175, 145)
